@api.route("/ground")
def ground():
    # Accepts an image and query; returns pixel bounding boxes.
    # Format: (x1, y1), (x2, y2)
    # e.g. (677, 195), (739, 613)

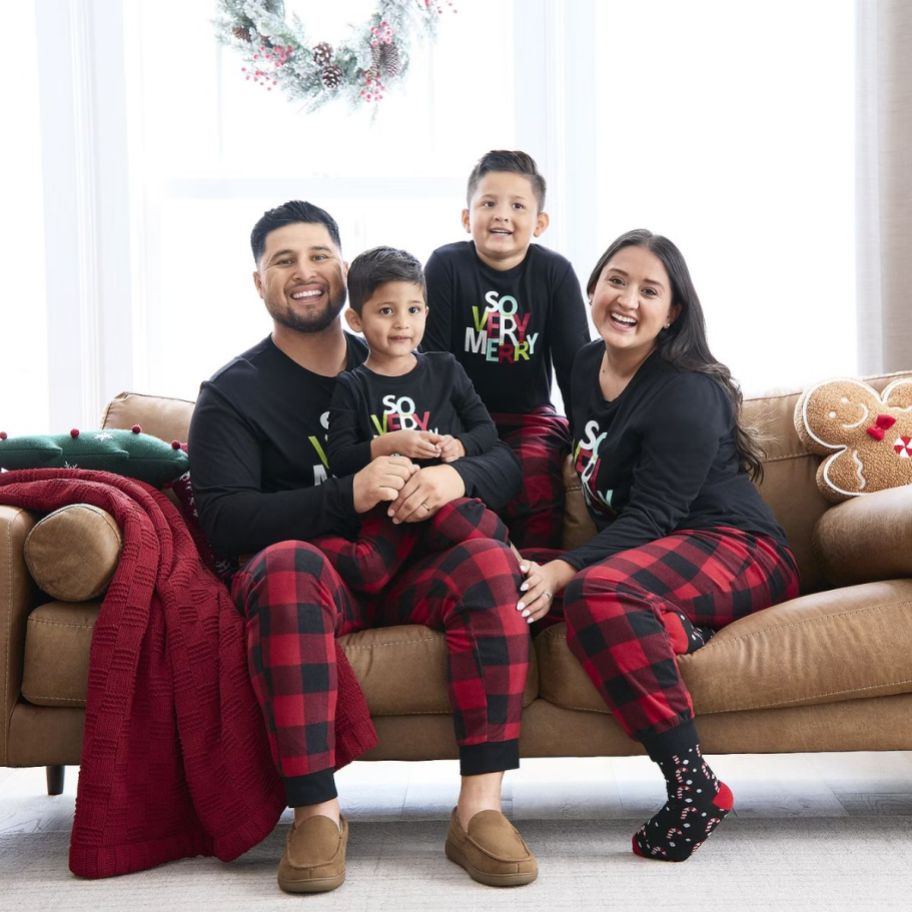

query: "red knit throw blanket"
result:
(0, 469), (377, 878)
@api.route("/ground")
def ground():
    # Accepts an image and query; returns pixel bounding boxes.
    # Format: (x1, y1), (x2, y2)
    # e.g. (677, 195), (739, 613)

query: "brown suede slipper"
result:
(277, 815), (348, 894)
(445, 809), (538, 887)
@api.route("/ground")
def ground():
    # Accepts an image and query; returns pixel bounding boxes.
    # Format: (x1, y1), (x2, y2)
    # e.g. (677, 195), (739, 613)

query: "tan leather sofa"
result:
(4, 376), (912, 797)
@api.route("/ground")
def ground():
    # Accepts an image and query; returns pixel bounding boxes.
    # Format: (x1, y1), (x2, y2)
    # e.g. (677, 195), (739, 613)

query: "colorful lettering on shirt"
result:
(574, 420), (615, 516)
(464, 290), (538, 365)
(369, 394), (438, 436)
(308, 411), (331, 485)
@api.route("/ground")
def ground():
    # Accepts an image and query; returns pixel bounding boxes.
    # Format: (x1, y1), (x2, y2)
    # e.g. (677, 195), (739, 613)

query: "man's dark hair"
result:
(347, 246), (426, 315)
(250, 200), (341, 264)
(466, 150), (546, 211)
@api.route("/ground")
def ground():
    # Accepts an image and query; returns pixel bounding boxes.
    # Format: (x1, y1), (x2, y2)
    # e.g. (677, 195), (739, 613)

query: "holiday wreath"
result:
(214, 0), (455, 110)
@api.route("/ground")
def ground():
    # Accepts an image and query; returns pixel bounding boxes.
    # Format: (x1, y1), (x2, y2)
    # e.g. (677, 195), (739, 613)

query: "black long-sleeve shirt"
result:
(327, 352), (498, 477)
(422, 241), (590, 416)
(188, 334), (521, 558)
(564, 342), (787, 569)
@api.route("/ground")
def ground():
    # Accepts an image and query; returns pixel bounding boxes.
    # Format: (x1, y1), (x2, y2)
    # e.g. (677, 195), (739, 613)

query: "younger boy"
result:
(422, 150), (590, 549)
(322, 246), (510, 591)
(327, 246), (499, 479)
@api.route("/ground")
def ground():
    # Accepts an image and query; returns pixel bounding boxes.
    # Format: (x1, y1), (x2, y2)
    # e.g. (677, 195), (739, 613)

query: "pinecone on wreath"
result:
(321, 64), (344, 88)
(313, 42), (333, 67)
(371, 42), (401, 77)
(232, 25), (252, 42)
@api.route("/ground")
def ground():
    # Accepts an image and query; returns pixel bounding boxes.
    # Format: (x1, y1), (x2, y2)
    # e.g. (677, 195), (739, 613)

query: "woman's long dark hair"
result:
(587, 229), (764, 481)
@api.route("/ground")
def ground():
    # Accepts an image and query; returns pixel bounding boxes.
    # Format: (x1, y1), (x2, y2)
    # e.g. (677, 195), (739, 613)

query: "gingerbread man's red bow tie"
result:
(866, 413), (897, 441)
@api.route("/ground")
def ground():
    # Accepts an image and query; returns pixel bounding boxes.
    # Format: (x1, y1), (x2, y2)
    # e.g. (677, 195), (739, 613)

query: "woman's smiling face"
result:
(589, 244), (679, 359)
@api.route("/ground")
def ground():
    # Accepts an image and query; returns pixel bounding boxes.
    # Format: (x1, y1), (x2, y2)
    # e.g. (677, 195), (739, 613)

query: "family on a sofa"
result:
(183, 150), (800, 892)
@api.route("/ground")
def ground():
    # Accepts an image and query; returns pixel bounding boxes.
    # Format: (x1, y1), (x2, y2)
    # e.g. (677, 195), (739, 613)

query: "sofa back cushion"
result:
(102, 391), (195, 442)
(744, 370), (912, 593)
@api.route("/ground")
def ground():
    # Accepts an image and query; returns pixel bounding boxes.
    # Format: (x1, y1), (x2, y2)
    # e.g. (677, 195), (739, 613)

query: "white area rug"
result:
(3, 815), (911, 911)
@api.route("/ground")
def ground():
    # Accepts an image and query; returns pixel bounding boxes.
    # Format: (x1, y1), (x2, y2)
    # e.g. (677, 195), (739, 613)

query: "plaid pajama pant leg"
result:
(560, 528), (799, 742)
(379, 537), (530, 775)
(231, 540), (370, 806)
(309, 498), (512, 596)
(493, 409), (571, 550)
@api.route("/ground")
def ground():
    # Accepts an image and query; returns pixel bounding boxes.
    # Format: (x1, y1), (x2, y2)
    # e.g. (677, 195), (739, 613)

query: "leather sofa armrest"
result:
(0, 504), (40, 764)
(813, 485), (912, 586)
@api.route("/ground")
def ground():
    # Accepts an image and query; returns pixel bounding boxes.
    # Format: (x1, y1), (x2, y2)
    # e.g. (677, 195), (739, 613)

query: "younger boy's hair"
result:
(250, 200), (341, 265)
(466, 150), (546, 211)
(347, 246), (426, 315)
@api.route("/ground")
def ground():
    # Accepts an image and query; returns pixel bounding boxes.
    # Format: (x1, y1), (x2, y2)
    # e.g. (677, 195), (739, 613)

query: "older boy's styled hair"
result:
(466, 150), (546, 211)
(250, 200), (342, 265)
(346, 246), (426, 315)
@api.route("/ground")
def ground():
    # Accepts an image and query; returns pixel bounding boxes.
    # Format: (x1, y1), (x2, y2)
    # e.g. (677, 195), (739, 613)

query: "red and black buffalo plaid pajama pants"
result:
(493, 407), (572, 551)
(556, 527), (799, 746)
(231, 499), (530, 807)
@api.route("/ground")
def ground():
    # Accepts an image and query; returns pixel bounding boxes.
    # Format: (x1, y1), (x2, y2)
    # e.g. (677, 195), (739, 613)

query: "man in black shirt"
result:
(189, 201), (537, 893)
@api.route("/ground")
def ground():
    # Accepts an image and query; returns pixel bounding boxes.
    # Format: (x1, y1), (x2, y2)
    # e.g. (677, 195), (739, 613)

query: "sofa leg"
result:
(46, 765), (65, 796)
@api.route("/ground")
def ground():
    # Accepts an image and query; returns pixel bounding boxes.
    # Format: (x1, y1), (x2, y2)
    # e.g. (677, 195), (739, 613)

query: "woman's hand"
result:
(387, 464), (466, 523)
(516, 558), (577, 624)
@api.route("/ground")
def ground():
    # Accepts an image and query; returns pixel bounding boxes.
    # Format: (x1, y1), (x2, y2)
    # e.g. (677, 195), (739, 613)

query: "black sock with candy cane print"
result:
(633, 720), (733, 862)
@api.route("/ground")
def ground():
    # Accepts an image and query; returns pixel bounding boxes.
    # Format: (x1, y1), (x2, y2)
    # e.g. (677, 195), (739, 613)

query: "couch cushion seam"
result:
(3, 511), (16, 755)
(27, 618), (96, 630)
(20, 693), (85, 704)
(701, 678), (912, 712)
(343, 635), (444, 650)
(762, 452), (817, 463)
(542, 678), (912, 716)
(547, 601), (908, 650)
(699, 602), (907, 646)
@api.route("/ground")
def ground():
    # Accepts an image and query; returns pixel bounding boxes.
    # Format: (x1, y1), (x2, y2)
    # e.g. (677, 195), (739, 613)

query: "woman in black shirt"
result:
(517, 229), (799, 862)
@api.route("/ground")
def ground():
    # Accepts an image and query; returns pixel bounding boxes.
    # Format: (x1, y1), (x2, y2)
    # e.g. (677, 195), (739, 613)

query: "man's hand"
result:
(387, 464), (466, 523)
(437, 435), (466, 463)
(372, 429), (443, 460)
(352, 455), (418, 513)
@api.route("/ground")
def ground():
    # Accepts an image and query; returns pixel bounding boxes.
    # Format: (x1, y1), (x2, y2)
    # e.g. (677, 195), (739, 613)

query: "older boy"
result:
(422, 150), (590, 549)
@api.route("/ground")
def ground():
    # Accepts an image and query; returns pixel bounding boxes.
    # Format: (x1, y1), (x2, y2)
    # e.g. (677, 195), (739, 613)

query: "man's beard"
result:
(270, 290), (347, 334)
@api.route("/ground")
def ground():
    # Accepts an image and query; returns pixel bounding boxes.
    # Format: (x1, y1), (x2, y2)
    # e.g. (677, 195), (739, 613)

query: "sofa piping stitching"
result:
(542, 677), (912, 716)
(3, 511), (18, 753)
(20, 693), (84, 704)
(342, 635), (443, 650)
(548, 600), (909, 650)
(27, 618), (96, 630)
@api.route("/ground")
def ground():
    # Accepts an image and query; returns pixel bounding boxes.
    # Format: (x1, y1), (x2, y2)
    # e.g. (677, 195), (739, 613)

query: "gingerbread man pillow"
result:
(794, 377), (912, 502)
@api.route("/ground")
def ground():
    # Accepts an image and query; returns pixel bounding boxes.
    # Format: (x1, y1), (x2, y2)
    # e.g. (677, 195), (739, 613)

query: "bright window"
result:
(591, 0), (856, 395)
(127, 0), (516, 399)
(1, 2), (47, 433)
(20, 0), (857, 426)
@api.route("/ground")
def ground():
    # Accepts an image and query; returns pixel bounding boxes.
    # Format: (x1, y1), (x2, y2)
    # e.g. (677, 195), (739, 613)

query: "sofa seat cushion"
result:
(535, 579), (912, 715)
(22, 601), (100, 707)
(21, 615), (539, 715)
(339, 624), (538, 715)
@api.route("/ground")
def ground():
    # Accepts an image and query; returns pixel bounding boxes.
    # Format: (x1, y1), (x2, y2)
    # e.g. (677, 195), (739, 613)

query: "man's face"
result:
(253, 222), (347, 334)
